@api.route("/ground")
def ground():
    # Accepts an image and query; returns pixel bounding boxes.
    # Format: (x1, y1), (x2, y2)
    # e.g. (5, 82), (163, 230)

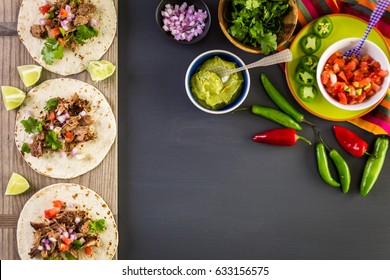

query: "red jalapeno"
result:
(252, 128), (311, 146)
(333, 125), (368, 157)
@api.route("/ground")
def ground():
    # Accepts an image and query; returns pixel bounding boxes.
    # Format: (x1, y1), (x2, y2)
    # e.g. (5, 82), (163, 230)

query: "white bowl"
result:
(317, 38), (390, 111)
(184, 50), (250, 114)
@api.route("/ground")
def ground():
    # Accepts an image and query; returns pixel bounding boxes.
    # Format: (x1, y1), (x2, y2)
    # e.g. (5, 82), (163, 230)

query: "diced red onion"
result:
(57, 114), (66, 124)
(65, 5), (71, 13)
(68, 228), (73, 234)
(61, 20), (69, 31)
(58, 227), (63, 234)
(79, 237), (86, 244)
(60, 151), (67, 158)
(89, 19), (99, 27)
(75, 217), (81, 224)
(37, 245), (43, 251)
(48, 237), (57, 243)
(44, 243), (51, 251)
(49, 124), (54, 130)
(71, 148), (78, 156)
(37, 18), (46, 25)
(70, 233), (77, 240)
(64, 112), (70, 119)
(62, 231), (69, 238)
(79, 110), (87, 117)
(41, 238), (49, 244)
(161, 1), (208, 42)
(67, 202), (74, 208)
(24, 110), (31, 117)
(28, 133), (34, 139)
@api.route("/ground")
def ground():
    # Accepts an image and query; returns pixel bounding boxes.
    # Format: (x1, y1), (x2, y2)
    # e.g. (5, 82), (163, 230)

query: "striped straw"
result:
(344, 0), (390, 57)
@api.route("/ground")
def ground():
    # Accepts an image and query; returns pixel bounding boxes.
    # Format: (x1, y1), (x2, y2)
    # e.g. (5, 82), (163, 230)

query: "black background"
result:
(118, 0), (390, 259)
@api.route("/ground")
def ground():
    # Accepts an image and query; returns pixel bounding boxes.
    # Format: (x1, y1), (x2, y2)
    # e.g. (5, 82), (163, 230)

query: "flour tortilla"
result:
(15, 78), (116, 179)
(17, 0), (117, 76)
(17, 183), (118, 260)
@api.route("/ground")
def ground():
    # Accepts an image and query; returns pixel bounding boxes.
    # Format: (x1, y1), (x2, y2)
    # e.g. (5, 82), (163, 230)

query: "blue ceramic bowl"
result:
(185, 50), (251, 114)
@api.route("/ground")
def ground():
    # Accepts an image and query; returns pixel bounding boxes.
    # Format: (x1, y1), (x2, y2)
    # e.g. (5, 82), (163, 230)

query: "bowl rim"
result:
(316, 37), (390, 111)
(184, 49), (251, 114)
(155, 0), (211, 45)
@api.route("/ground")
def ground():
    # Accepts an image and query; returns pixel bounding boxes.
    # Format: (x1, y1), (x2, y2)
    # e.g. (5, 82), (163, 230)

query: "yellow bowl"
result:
(218, 0), (298, 54)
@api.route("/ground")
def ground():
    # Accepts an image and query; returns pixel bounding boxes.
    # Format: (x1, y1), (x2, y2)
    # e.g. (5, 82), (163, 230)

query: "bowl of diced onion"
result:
(156, 0), (211, 44)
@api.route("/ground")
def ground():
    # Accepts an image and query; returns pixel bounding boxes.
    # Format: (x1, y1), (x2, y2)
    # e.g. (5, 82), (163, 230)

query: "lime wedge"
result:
(17, 65), (42, 87)
(87, 60), (116, 82)
(5, 173), (30, 195)
(1, 86), (26, 111)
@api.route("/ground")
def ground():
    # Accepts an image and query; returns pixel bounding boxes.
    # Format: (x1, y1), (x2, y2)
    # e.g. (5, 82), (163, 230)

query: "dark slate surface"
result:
(118, 0), (390, 260)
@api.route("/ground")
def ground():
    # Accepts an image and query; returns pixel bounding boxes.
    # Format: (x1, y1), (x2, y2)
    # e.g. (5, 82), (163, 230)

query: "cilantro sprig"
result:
(44, 98), (58, 111)
(21, 117), (43, 134)
(226, 0), (290, 54)
(89, 219), (106, 233)
(41, 38), (64, 65)
(74, 25), (99, 45)
(45, 130), (63, 150)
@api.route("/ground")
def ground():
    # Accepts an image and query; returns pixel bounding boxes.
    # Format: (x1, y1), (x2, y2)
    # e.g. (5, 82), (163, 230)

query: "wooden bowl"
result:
(218, 0), (298, 54)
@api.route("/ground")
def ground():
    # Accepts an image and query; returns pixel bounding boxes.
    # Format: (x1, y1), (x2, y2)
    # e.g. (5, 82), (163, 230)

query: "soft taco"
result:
(17, 183), (118, 260)
(15, 78), (116, 179)
(17, 0), (117, 76)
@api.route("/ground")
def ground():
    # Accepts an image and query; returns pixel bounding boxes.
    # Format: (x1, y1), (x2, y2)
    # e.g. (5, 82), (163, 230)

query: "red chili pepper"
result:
(333, 125), (368, 157)
(252, 128), (311, 146)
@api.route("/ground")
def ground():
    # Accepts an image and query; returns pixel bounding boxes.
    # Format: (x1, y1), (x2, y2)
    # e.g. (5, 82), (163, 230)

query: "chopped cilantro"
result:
(21, 143), (31, 153)
(74, 25), (99, 45)
(45, 130), (63, 150)
(89, 219), (106, 233)
(41, 38), (64, 65)
(65, 253), (77, 260)
(72, 240), (84, 250)
(21, 117), (43, 134)
(44, 97), (58, 111)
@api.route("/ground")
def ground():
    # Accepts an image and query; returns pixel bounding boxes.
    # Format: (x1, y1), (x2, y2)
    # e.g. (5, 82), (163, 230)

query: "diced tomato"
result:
(58, 37), (66, 47)
(344, 61), (357, 71)
(345, 71), (354, 80)
(377, 69), (389, 77)
(62, 237), (72, 245)
(359, 61), (369, 72)
(49, 111), (55, 121)
(338, 92), (348, 105)
(333, 58), (345, 68)
(338, 71), (348, 83)
(39, 4), (51, 15)
(59, 9), (68, 18)
(64, 131), (74, 142)
(50, 27), (61, 39)
(45, 19), (52, 26)
(371, 82), (381, 92)
(52, 200), (63, 208)
(371, 61), (381, 70)
(59, 243), (69, 252)
(321, 71), (330, 85)
(84, 246), (92, 256)
(44, 208), (60, 219)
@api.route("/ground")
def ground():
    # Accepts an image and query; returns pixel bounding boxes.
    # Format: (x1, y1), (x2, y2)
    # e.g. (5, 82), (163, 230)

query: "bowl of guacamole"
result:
(185, 50), (250, 114)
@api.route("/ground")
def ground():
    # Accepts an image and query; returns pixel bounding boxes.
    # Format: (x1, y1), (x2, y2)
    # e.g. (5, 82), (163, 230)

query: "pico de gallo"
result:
(30, 0), (99, 65)
(321, 52), (389, 105)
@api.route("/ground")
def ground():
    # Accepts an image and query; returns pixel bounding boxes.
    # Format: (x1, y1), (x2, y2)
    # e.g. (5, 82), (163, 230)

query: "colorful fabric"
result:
(293, 0), (390, 135)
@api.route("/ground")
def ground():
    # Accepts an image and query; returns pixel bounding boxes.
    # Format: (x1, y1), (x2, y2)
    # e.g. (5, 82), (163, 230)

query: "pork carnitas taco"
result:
(17, 183), (118, 260)
(15, 78), (116, 179)
(17, 0), (117, 76)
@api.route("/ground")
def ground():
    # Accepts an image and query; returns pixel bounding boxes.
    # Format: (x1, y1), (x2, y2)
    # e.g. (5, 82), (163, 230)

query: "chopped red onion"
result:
(60, 151), (67, 158)
(44, 243), (51, 251)
(28, 133), (34, 139)
(58, 227), (63, 234)
(67, 202), (75, 208)
(79, 110), (87, 117)
(42, 238), (49, 244)
(57, 114), (66, 124)
(49, 124), (54, 130)
(61, 20), (69, 31)
(37, 18), (46, 25)
(75, 217), (81, 224)
(37, 245), (43, 251)
(70, 233), (77, 240)
(62, 231), (69, 238)
(79, 237), (86, 244)
(64, 112), (70, 119)
(48, 237), (57, 243)
(68, 228), (73, 234)
(71, 148), (78, 156)
(24, 110), (31, 117)
(89, 19), (99, 27)
(161, 2), (208, 42)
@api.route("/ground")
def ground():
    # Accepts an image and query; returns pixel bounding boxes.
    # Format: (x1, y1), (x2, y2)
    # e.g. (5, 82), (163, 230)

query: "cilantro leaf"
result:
(45, 130), (63, 150)
(71, 240), (84, 250)
(260, 33), (277, 55)
(74, 25), (99, 45)
(41, 38), (63, 65)
(21, 117), (43, 134)
(21, 143), (31, 153)
(89, 219), (106, 233)
(44, 97), (58, 111)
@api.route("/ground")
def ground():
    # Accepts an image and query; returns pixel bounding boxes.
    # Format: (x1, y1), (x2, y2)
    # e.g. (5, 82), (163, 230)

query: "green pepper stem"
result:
(297, 135), (312, 145)
(232, 107), (249, 114)
(302, 119), (316, 127)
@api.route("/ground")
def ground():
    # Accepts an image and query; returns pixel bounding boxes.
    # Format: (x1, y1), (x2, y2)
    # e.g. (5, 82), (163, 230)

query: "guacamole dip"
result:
(190, 56), (244, 110)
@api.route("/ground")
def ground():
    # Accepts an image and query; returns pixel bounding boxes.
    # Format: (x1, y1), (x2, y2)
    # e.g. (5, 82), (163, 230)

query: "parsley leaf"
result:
(89, 219), (106, 233)
(45, 130), (63, 150)
(41, 38), (64, 65)
(21, 117), (43, 134)
(74, 25), (99, 45)
(260, 33), (277, 55)
(44, 97), (58, 111)
(21, 143), (31, 153)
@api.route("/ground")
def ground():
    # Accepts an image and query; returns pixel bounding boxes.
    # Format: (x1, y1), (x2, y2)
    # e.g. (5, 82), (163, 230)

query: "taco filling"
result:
(28, 200), (106, 260)
(21, 93), (95, 158)
(30, 0), (99, 65)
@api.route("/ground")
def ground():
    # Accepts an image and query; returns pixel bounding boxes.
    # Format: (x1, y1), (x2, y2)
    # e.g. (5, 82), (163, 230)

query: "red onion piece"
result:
(48, 237), (57, 243)
(37, 245), (43, 251)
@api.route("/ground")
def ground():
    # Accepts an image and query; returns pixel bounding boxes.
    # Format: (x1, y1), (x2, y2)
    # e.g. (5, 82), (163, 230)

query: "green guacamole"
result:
(190, 56), (244, 110)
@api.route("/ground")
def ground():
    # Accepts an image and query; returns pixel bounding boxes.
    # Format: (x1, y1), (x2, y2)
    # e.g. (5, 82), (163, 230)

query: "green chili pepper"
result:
(300, 55), (319, 73)
(316, 143), (340, 188)
(295, 68), (315, 86)
(313, 16), (333, 38)
(251, 105), (302, 131)
(260, 73), (315, 126)
(300, 33), (321, 54)
(298, 85), (318, 103)
(329, 149), (351, 193)
(360, 136), (389, 197)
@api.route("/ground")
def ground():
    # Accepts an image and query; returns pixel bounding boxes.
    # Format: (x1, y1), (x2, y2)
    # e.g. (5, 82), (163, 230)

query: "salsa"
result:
(320, 52), (388, 105)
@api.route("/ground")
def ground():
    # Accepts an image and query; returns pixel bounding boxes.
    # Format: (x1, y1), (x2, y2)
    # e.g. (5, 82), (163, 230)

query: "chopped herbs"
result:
(21, 117), (43, 134)
(21, 143), (31, 153)
(45, 130), (63, 150)
(89, 219), (106, 233)
(41, 38), (64, 65)
(74, 25), (99, 45)
(225, 0), (290, 54)
(44, 98), (58, 111)
(72, 239), (84, 250)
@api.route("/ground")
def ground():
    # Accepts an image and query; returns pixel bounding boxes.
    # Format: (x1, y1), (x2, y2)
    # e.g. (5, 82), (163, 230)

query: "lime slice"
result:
(1, 86), (26, 111)
(5, 173), (30, 195)
(17, 65), (42, 87)
(87, 60), (116, 82)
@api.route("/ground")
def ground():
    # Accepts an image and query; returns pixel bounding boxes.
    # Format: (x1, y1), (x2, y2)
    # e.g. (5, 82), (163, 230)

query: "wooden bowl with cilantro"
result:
(218, 0), (298, 54)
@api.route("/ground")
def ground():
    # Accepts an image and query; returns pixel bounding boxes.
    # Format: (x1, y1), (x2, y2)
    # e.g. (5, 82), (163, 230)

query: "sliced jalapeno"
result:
(251, 105), (302, 131)
(316, 143), (340, 187)
(300, 55), (319, 73)
(313, 16), (333, 38)
(329, 149), (351, 193)
(300, 33), (321, 54)
(298, 85), (318, 103)
(360, 136), (389, 197)
(295, 68), (315, 86)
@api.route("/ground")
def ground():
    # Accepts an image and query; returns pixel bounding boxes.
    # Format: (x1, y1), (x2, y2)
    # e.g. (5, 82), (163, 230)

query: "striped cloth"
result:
(293, 0), (390, 135)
